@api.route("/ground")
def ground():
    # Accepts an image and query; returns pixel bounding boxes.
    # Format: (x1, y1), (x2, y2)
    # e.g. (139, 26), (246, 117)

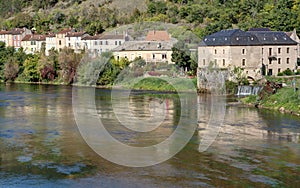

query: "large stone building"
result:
(198, 28), (299, 79)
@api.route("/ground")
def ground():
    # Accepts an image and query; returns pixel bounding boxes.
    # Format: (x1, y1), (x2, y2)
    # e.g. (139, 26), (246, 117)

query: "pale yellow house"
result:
(21, 34), (46, 54)
(113, 40), (175, 64)
(0, 30), (11, 46)
(56, 28), (72, 52)
(198, 29), (298, 79)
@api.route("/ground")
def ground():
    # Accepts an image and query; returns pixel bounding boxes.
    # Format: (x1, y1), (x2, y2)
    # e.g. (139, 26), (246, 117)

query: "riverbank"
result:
(1, 77), (198, 92)
(241, 87), (300, 116)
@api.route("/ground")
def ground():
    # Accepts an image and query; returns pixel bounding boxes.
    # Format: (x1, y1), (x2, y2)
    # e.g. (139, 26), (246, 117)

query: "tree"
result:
(58, 48), (82, 84)
(22, 55), (41, 82)
(4, 57), (19, 82)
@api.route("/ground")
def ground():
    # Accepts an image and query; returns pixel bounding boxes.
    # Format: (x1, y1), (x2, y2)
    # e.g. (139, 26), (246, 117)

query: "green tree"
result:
(22, 55), (41, 82)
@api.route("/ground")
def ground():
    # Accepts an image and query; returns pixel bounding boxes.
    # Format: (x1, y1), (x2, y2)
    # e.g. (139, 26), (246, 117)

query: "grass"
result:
(116, 77), (197, 92)
(242, 87), (300, 114)
(260, 87), (300, 113)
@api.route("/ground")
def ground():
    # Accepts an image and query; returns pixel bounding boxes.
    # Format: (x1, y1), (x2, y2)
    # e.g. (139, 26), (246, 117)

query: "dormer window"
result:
(236, 37), (239, 41)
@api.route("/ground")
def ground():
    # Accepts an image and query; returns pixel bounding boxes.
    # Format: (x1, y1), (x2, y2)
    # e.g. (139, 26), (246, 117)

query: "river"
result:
(0, 83), (299, 187)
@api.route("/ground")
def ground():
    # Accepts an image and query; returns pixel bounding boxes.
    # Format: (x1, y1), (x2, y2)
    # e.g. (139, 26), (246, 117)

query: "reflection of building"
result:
(198, 28), (298, 78)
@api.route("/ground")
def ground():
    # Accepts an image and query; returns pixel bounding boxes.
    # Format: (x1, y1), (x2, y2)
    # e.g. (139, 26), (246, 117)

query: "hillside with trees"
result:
(1, 0), (300, 37)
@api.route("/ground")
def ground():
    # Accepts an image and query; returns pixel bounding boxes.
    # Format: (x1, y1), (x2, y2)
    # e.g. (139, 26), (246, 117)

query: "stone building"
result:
(198, 28), (298, 79)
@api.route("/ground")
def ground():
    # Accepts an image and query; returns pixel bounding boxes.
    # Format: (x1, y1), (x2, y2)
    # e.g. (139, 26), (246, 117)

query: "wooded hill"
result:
(1, 0), (300, 38)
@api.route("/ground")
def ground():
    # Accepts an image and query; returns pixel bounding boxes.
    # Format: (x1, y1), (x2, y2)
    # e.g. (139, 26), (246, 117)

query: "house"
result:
(21, 34), (46, 54)
(45, 33), (56, 56)
(65, 31), (89, 53)
(198, 28), (298, 79)
(55, 28), (72, 52)
(0, 30), (11, 46)
(113, 40), (175, 64)
(10, 28), (32, 50)
(145, 30), (171, 41)
(286, 29), (300, 58)
(82, 33), (128, 57)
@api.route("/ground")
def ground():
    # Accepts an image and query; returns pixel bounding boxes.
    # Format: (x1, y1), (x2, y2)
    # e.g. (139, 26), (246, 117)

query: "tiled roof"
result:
(57, 28), (73, 34)
(10, 28), (26, 35)
(99, 34), (125, 40)
(0, 30), (11, 35)
(248, 30), (297, 45)
(22, 34), (46, 41)
(201, 29), (297, 46)
(113, 40), (175, 52)
(65, 32), (87, 37)
(82, 35), (101, 40)
(146, 30), (171, 41)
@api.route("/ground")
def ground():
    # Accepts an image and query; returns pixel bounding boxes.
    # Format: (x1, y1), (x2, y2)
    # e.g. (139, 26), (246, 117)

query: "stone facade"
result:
(198, 29), (298, 79)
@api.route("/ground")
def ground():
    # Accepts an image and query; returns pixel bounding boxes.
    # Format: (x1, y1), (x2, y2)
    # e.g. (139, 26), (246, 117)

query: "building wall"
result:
(198, 45), (298, 78)
(114, 50), (173, 64)
(46, 37), (56, 55)
(56, 33), (67, 51)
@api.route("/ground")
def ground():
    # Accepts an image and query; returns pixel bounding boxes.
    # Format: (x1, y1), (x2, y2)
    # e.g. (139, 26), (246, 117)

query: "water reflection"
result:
(0, 83), (299, 187)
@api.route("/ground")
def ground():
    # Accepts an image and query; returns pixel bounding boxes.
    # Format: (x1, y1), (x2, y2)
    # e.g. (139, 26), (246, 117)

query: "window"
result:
(287, 48), (290, 54)
(242, 49), (246, 55)
(95, 41), (98, 45)
(100, 41), (103, 45)
(115, 41), (118, 45)
(215, 49), (217, 54)
(203, 59), (206, 66)
(68, 43), (71, 47)
(278, 68), (281, 73)
(119, 41), (122, 45)
(152, 54), (155, 59)
(262, 48), (264, 55)
(162, 54), (167, 59)
(59, 40), (61, 45)
(242, 59), (246, 66)
(223, 59), (226, 66)
(31, 41), (36, 45)
(223, 49), (225, 54)
(105, 41), (108, 45)
(268, 69), (273, 76)
(269, 48), (272, 56)
(278, 48), (281, 54)
(278, 58), (281, 64)
(287, 58), (290, 64)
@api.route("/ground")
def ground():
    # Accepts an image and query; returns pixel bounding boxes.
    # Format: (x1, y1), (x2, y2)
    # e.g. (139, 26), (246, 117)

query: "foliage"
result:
(4, 57), (19, 81)
(22, 55), (41, 82)
(260, 87), (300, 112)
(231, 66), (249, 85)
(58, 48), (82, 84)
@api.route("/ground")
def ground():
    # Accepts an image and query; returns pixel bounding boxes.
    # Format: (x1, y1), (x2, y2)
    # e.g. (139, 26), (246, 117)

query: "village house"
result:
(10, 28), (32, 50)
(45, 33), (56, 56)
(65, 31), (88, 53)
(0, 30), (11, 46)
(0, 28), (31, 50)
(21, 34), (46, 54)
(198, 28), (298, 79)
(82, 33), (128, 57)
(55, 28), (72, 52)
(113, 30), (175, 64)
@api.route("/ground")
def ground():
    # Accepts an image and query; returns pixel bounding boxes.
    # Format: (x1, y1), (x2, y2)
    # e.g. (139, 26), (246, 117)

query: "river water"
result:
(0, 83), (299, 188)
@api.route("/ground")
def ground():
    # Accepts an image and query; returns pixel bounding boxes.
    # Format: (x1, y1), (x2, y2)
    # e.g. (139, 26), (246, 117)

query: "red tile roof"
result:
(145, 30), (170, 41)
(22, 34), (46, 41)
(57, 28), (73, 34)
